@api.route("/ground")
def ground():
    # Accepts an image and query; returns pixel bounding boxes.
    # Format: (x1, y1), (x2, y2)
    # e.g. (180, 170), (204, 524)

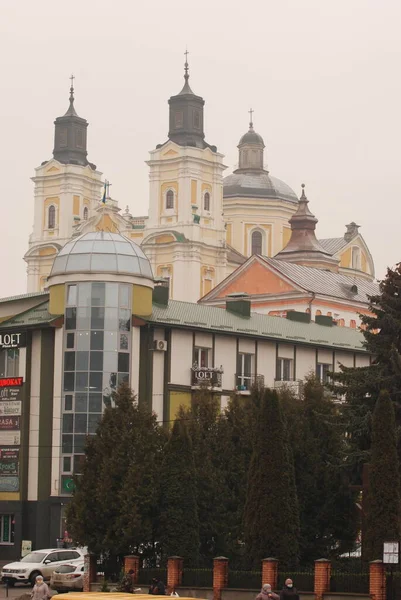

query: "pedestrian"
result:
(31, 575), (50, 600)
(256, 583), (279, 600)
(280, 579), (299, 600)
(118, 569), (136, 593)
(149, 577), (166, 595)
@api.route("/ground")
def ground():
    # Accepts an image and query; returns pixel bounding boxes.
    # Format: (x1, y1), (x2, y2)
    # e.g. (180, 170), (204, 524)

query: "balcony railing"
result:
(235, 373), (265, 392)
(274, 379), (303, 395)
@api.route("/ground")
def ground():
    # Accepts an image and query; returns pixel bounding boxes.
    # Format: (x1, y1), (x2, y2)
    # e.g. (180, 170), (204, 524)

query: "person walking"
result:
(280, 579), (299, 600)
(256, 584), (279, 600)
(31, 575), (50, 600)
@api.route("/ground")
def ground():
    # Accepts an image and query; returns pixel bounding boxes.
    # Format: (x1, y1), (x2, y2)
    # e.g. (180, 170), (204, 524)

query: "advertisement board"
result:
(0, 431), (20, 445)
(0, 416), (20, 430)
(0, 332), (26, 349)
(0, 386), (23, 401)
(0, 401), (21, 416)
(0, 448), (19, 492)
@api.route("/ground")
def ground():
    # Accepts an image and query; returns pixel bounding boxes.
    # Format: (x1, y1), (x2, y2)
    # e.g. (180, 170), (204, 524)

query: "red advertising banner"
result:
(0, 416), (20, 430)
(0, 378), (23, 388)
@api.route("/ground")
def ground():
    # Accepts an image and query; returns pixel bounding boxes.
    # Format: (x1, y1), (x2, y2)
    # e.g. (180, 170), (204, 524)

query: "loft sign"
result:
(0, 332), (26, 349)
(191, 364), (224, 388)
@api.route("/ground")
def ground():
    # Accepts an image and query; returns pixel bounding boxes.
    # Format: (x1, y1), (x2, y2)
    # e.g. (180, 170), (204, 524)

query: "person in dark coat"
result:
(149, 578), (166, 595)
(280, 579), (299, 600)
(118, 569), (135, 593)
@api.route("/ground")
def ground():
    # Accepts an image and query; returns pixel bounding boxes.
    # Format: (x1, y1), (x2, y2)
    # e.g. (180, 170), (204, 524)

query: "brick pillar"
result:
(124, 555), (140, 583)
(314, 559), (331, 600)
(83, 554), (97, 592)
(370, 560), (386, 600)
(262, 558), (279, 590)
(213, 557), (229, 600)
(167, 556), (183, 594)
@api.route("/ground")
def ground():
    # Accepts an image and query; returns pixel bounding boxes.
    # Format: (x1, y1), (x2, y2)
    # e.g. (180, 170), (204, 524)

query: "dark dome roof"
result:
(223, 172), (298, 203)
(239, 128), (264, 146)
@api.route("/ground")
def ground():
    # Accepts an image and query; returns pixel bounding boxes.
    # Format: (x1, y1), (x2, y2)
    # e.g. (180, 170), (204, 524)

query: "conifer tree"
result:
(244, 389), (300, 568)
(158, 418), (200, 565)
(363, 390), (401, 561)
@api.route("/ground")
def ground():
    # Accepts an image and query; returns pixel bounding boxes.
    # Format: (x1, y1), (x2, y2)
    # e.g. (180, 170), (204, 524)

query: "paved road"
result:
(0, 585), (59, 599)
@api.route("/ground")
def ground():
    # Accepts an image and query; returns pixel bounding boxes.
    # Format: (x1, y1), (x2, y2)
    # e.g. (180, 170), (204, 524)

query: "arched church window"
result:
(251, 230), (263, 255)
(48, 205), (56, 229)
(83, 206), (89, 221)
(204, 192), (210, 211)
(166, 190), (174, 210)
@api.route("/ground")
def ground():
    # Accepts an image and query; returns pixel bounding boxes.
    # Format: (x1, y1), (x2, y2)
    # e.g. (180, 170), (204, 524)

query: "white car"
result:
(50, 562), (85, 592)
(1, 548), (84, 586)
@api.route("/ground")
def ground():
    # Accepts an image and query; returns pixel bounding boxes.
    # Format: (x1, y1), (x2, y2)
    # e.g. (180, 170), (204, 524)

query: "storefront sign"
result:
(21, 540), (32, 557)
(0, 332), (26, 349)
(0, 416), (20, 430)
(0, 449), (19, 475)
(0, 401), (21, 416)
(0, 385), (23, 401)
(0, 377), (23, 387)
(191, 364), (224, 388)
(0, 431), (20, 445)
(0, 476), (19, 492)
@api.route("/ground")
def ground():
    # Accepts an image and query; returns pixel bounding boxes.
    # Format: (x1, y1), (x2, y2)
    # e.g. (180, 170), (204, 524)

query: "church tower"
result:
(142, 55), (227, 302)
(24, 78), (103, 292)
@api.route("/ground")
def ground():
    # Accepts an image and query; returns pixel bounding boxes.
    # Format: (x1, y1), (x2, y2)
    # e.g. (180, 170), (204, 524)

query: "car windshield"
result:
(21, 552), (47, 563)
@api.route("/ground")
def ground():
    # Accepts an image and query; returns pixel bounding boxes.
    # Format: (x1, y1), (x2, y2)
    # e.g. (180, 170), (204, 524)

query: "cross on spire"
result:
(249, 107), (254, 128)
(69, 74), (75, 102)
(184, 47), (189, 80)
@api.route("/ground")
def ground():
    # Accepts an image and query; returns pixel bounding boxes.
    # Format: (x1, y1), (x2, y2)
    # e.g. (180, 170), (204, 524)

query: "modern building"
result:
(1, 231), (370, 556)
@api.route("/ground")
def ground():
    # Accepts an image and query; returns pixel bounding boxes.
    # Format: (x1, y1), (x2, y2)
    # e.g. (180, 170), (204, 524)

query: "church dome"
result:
(50, 231), (153, 279)
(223, 172), (299, 203)
(239, 129), (265, 146)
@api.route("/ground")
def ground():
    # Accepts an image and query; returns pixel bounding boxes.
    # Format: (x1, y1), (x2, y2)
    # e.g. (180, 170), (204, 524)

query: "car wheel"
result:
(29, 571), (41, 586)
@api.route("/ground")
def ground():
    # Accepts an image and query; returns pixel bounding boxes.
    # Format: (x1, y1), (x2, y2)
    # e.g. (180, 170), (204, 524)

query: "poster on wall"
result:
(0, 431), (20, 445)
(0, 416), (20, 430)
(0, 385), (23, 402)
(0, 401), (22, 416)
(0, 448), (19, 492)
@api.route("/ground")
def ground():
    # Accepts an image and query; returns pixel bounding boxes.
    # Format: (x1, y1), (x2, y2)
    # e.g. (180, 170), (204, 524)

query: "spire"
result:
(248, 107), (254, 129)
(53, 76), (92, 167)
(178, 47), (194, 95)
(274, 184), (339, 271)
(64, 74), (78, 117)
(234, 109), (266, 172)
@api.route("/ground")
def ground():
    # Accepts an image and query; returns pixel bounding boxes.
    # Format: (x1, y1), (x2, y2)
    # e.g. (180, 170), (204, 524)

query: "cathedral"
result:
(24, 60), (376, 315)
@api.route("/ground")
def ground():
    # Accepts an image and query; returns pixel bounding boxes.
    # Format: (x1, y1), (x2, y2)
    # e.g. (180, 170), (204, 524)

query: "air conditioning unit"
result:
(154, 339), (168, 351)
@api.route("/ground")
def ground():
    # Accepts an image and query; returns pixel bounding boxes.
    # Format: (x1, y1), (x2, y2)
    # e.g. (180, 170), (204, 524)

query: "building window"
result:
(352, 247), (361, 270)
(175, 112), (183, 128)
(338, 318), (345, 327)
(276, 358), (293, 381)
(0, 515), (14, 544)
(251, 230), (263, 255)
(48, 205), (56, 229)
(83, 207), (89, 221)
(0, 349), (19, 378)
(204, 192), (210, 211)
(193, 111), (201, 129)
(166, 190), (174, 210)
(317, 363), (331, 384)
(350, 319), (356, 329)
(61, 282), (132, 494)
(194, 347), (209, 368)
(315, 310), (322, 317)
(236, 352), (254, 390)
(75, 129), (84, 148)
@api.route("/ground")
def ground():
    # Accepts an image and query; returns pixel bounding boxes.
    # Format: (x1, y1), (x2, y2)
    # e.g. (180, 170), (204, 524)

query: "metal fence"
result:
(330, 571), (369, 594)
(277, 571), (314, 592)
(138, 568), (168, 586)
(227, 570), (262, 589)
(181, 568), (213, 587)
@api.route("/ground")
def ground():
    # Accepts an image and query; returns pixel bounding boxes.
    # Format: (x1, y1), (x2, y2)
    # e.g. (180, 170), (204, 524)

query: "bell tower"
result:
(24, 78), (103, 293)
(142, 54), (228, 302)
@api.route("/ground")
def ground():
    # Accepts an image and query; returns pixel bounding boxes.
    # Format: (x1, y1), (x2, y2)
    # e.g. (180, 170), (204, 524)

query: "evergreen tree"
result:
(281, 376), (357, 562)
(159, 418), (200, 564)
(244, 389), (300, 568)
(66, 384), (163, 563)
(363, 390), (401, 561)
(331, 263), (401, 475)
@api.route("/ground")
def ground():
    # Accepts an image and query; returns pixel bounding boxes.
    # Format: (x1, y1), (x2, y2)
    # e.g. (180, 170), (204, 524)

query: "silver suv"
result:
(1, 548), (84, 586)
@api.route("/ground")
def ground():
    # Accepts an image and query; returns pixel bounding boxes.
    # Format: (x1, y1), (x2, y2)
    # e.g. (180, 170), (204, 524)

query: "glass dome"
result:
(50, 231), (153, 279)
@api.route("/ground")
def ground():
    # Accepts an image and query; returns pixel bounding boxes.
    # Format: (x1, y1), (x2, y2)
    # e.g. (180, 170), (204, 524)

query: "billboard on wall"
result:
(0, 431), (20, 445)
(0, 448), (19, 492)
(0, 416), (20, 430)
(0, 382), (23, 402)
(0, 401), (21, 416)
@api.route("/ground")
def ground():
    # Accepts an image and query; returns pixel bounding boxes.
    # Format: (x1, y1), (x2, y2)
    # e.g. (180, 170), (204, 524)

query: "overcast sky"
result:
(1, 0), (400, 297)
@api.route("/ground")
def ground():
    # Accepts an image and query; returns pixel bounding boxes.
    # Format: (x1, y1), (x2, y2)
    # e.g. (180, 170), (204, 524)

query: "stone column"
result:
(83, 553), (97, 592)
(369, 560), (386, 600)
(262, 558), (279, 590)
(124, 555), (140, 583)
(314, 559), (331, 600)
(213, 557), (229, 600)
(167, 556), (183, 594)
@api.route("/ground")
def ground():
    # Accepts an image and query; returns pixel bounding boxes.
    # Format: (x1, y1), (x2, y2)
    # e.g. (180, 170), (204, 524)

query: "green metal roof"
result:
(146, 300), (366, 352)
(0, 291), (48, 304)
(0, 301), (61, 329)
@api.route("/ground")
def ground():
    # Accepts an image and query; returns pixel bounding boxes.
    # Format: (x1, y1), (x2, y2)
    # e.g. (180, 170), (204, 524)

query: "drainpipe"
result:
(308, 292), (315, 316)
